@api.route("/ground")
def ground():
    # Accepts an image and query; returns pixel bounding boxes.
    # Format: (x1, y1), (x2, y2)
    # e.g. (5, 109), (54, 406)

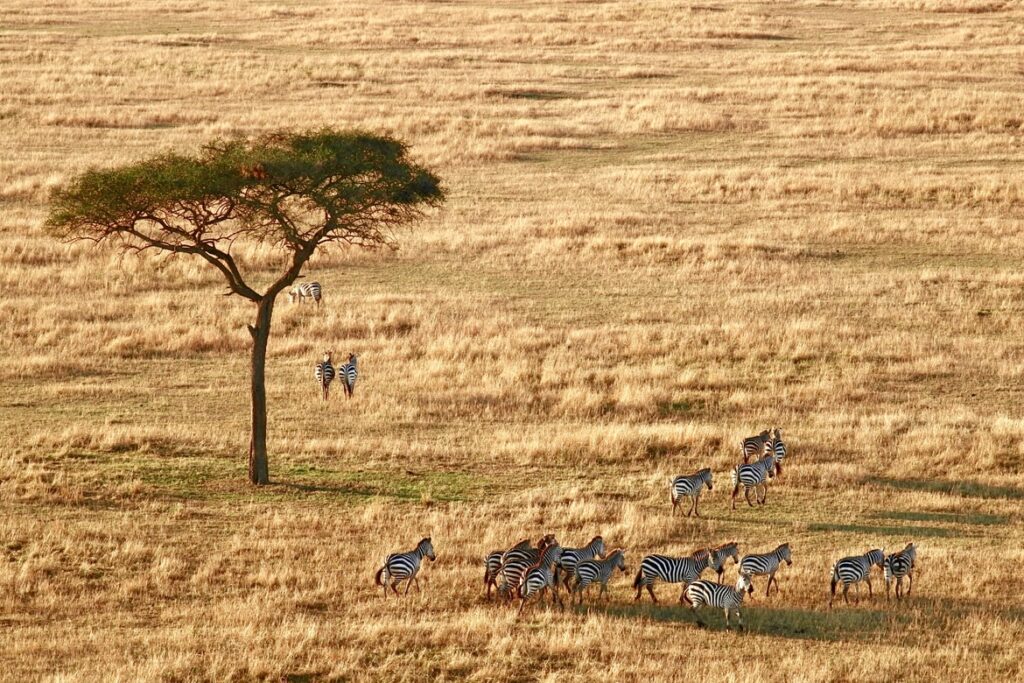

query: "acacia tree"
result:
(47, 130), (444, 485)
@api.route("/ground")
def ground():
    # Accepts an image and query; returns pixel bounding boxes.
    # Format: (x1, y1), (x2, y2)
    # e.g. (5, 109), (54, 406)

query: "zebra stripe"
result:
(375, 537), (436, 598)
(289, 281), (322, 306)
(739, 543), (792, 596)
(518, 544), (564, 612)
(829, 548), (885, 607)
(884, 542), (916, 601)
(671, 468), (713, 518)
(484, 539), (531, 598)
(633, 550), (713, 603)
(731, 453), (776, 509)
(314, 351), (335, 401)
(572, 549), (626, 604)
(340, 354), (358, 398)
(741, 429), (773, 461)
(686, 574), (752, 629)
(770, 428), (787, 471)
(554, 536), (605, 591)
(498, 535), (557, 599)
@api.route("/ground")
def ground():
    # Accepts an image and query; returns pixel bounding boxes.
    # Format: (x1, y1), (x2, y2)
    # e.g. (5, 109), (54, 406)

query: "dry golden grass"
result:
(2, 0), (1024, 680)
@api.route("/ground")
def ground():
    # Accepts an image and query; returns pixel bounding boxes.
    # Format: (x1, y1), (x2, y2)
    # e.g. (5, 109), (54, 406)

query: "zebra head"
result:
(418, 537), (436, 561)
(867, 548), (884, 568)
(773, 427), (783, 440)
(348, 353), (358, 366)
(323, 350), (333, 363)
(718, 542), (740, 566)
(591, 535), (606, 558)
(735, 572), (752, 595)
(778, 543), (793, 565)
(700, 467), (713, 491)
(537, 533), (558, 550)
(610, 549), (627, 573)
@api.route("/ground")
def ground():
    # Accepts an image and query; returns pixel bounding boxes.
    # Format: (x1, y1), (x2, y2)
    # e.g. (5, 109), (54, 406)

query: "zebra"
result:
(314, 350), (335, 401)
(739, 543), (792, 597)
(686, 573), (753, 630)
(518, 544), (564, 613)
(340, 353), (358, 398)
(670, 468), (713, 518)
(497, 534), (557, 599)
(572, 549), (627, 604)
(829, 548), (885, 607)
(288, 281), (322, 306)
(731, 453), (777, 509)
(484, 539), (531, 599)
(374, 537), (436, 598)
(554, 535), (605, 591)
(741, 429), (773, 462)
(633, 549), (713, 603)
(770, 428), (787, 476)
(701, 542), (740, 583)
(884, 542), (917, 601)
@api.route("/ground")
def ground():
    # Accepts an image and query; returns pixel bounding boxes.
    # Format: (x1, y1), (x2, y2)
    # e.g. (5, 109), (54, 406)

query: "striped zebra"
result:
(288, 281), (322, 306)
(670, 468), (713, 518)
(829, 548), (885, 607)
(340, 353), (358, 398)
(484, 539), (531, 598)
(497, 534), (557, 599)
(739, 543), (792, 597)
(572, 549), (627, 604)
(884, 542), (917, 601)
(701, 542), (740, 583)
(518, 543), (564, 613)
(770, 428), (787, 475)
(633, 549), (713, 603)
(741, 429), (773, 462)
(686, 573), (753, 630)
(314, 351), (335, 401)
(731, 453), (777, 509)
(554, 535), (605, 591)
(374, 537), (436, 598)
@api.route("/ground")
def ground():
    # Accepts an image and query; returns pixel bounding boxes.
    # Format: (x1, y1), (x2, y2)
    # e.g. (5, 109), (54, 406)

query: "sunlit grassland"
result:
(2, 0), (1024, 680)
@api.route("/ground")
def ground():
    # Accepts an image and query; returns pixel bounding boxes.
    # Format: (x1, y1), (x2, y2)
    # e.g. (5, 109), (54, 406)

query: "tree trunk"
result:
(248, 298), (274, 485)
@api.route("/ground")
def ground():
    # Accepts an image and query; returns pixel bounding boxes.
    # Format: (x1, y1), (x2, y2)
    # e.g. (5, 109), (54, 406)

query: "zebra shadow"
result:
(575, 603), (898, 641)
(865, 476), (1024, 501)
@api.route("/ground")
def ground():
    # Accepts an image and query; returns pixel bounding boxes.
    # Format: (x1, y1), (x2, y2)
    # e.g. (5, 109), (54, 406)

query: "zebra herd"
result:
(372, 426), (923, 629)
(286, 281), (360, 401)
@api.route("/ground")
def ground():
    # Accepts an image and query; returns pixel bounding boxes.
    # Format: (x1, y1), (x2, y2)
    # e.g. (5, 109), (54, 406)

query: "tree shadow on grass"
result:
(866, 476), (1024, 500)
(575, 602), (897, 642)
(807, 522), (957, 538)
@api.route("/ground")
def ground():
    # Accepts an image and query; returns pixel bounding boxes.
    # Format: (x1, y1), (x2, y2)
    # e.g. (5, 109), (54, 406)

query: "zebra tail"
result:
(633, 568), (644, 589)
(375, 566), (386, 586)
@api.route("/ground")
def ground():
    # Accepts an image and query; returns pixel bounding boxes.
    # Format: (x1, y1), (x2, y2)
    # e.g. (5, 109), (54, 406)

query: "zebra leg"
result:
(907, 571), (914, 595)
(745, 486), (754, 507)
(404, 578), (413, 595)
(647, 585), (658, 603)
(866, 578), (873, 599)
(686, 497), (695, 517)
(694, 495), (701, 518)
(732, 484), (740, 510)
(390, 580), (401, 596)
(844, 583), (851, 605)
(692, 605), (705, 628)
(886, 578), (891, 601)
(829, 578), (836, 608)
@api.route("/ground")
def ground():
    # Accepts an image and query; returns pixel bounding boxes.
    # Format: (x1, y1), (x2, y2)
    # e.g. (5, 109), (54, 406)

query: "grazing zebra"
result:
(739, 543), (792, 596)
(671, 468), (713, 518)
(554, 535), (605, 591)
(484, 539), (531, 598)
(374, 537), (436, 598)
(288, 281), (322, 306)
(741, 429), (773, 462)
(829, 548), (885, 607)
(572, 549), (627, 604)
(518, 544), (564, 613)
(731, 453), (777, 509)
(498, 534), (557, 599)
(633, 549), (713, 603)
(770, 428), (787, 475)
(686, 573), (753, 630)
(314, 351), (335, 401)
(884, 542), (917, 601)
(340, 353), (358, 398)
(700, 542), (740, 583)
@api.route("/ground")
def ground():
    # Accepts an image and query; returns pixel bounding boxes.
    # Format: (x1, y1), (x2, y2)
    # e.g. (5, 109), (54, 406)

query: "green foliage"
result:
(46, 128), (444, 261)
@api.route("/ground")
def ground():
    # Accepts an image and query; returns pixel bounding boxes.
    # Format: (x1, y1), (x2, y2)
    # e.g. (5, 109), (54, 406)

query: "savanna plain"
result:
(2, 0), (1023, 680)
